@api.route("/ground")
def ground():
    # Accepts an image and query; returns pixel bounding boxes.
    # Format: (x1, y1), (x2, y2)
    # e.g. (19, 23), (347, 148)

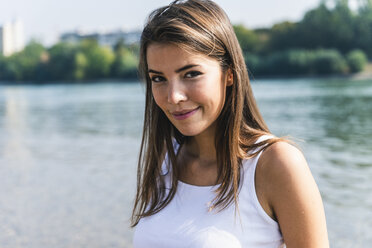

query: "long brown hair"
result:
(131, 0), (283, 227)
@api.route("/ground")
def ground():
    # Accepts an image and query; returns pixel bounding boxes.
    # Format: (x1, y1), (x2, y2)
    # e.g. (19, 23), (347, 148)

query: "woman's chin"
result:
(178, 129), (200, 137)
(171, 121), (215, 138)
(174, 126), (202, 137)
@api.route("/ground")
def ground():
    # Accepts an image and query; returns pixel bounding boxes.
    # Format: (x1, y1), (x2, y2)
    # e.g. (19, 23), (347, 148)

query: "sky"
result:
(0, 0), (325, 46)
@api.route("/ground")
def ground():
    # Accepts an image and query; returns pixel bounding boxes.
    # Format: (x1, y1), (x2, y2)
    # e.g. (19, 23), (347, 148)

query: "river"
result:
(0, 78), (371, 247)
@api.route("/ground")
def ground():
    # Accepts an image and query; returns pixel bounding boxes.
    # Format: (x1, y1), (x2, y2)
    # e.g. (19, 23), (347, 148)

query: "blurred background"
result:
(0, 0), (371, 247)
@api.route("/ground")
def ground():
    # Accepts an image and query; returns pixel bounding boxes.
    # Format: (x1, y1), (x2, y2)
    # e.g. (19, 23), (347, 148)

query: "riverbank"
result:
(350, 63), (372, 80)
(2, 63), (372, 85)
(249, 62), (372, 82)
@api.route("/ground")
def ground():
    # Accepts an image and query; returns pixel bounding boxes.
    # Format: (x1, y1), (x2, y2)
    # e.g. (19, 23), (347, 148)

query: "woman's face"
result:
(147, 43), (232, 138)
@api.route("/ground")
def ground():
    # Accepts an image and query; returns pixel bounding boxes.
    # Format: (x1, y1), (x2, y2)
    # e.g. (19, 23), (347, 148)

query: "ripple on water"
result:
(1, 79), (372, 247)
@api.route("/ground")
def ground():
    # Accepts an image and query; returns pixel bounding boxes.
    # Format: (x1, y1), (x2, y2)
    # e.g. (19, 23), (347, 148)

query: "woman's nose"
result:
(167, 81), (187, 104)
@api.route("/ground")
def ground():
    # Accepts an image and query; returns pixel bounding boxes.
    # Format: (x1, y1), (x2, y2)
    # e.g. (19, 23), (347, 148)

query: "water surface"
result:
(0, 78), (371, 247)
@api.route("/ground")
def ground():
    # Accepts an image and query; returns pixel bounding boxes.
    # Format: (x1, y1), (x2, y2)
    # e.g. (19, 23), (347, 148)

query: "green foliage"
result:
(111, 40), (138, 78)
(292, 2), (355, 52)
(267, 1), (372, 57)
(0, 55), (4, 79)
(0, 39), (138, 82)
(74, 52), (88, 80)
(269, 50), (317, 75)
(247, 49), (349, 76)
(233, 25), (260, 54)
(46, 42), (80, 80)
(0, 41), (45, 81)
(256, 50), (313, 75)
(111, 48), (138, 78)
(79, 40), (115, 79)
(353, 4), (372, 57)
(267, 21), (298, 52)
(244, 0), (372, 76)
(311, 49), (348, 74)
(346, 49), (368, 72)
(0, 55), (17, 80)
(244, 53), (261, 73)
(2, 0), (372, 82)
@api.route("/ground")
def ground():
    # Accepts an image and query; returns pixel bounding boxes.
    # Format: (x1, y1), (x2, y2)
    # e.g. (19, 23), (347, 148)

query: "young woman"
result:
(131, 0), (329, 247)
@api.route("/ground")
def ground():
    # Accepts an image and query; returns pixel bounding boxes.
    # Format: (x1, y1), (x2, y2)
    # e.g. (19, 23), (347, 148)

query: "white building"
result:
(0, 19), (25, 56)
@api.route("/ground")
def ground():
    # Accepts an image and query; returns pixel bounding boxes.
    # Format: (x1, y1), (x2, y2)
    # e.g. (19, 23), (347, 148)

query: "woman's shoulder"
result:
(258, 141), (306, 172)
(256, 141), (311, 202)
(253, 141), (306, 220)
(256, 141), (329, 247)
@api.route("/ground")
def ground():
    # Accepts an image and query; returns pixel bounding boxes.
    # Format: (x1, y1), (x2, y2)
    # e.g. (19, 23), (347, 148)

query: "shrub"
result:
(346, 49), (368, 73)
(249, 48), (349, 76)
(244, 52), (261, 75)
(111, 48), (138, 78)
(311, 49), (348, 74)
(258, 49), (316, 75)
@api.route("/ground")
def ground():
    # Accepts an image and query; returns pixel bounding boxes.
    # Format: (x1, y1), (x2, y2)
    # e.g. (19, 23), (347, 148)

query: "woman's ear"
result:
(226, 68), (233, 86)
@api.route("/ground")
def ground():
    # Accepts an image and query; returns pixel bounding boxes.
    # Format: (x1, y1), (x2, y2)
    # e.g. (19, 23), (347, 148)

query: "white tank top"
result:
(133, 136), (286, 248)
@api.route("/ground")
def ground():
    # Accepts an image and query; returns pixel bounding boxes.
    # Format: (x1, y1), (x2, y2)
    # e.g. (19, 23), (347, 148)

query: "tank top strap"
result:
(243, 134), (275, 177)
(160, 140), (180, 176)
(242, 134), (280, 226)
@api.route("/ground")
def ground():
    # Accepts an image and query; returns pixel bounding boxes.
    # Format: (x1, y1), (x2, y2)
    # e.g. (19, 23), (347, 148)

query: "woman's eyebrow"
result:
(175, 64), (199, 73)
(148, 64), (199, 74)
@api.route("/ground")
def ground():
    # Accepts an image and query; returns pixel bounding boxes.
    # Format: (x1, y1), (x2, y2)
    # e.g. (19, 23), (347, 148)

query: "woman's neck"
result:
(184, 128), (217, 165)
(177, 128), (219, 186)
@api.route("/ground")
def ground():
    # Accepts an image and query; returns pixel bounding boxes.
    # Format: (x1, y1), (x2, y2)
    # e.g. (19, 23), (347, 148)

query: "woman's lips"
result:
(171, 107), (200, 120)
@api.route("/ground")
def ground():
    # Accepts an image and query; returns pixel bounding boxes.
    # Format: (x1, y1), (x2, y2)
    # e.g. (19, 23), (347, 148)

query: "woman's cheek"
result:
(152, 87), (163, 107)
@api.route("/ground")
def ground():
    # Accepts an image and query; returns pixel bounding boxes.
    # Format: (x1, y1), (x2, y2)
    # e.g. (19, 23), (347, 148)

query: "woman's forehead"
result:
(146, 43), (219, 70)
(147, 43), (200, 58)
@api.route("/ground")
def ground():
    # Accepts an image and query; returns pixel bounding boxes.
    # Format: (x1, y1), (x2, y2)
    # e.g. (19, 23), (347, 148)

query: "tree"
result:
(79, 39), (115, 79)
(46, 42), (79, 80)
(346, 49), (368, 72)
(233, 25), (260, 54)
(73, 52), (88, 80)
(0, 41), (45, 81)
(111, 39), (138, 78)
(311, 49), (348, 74)
(267, 21), (298, 52)
(295, 1), (357, 53)
(354, 0), (372, 57)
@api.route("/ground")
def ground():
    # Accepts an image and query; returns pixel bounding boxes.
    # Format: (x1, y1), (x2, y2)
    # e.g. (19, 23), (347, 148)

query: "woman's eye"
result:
(185, 71), (202, 78)
(151, 75), (165, 83)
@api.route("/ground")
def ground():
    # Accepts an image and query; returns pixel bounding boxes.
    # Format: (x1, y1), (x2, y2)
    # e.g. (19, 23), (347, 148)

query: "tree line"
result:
(0, 39), (138, 82)
(0, 0), (371, 82)
(234, 0), (371, 76)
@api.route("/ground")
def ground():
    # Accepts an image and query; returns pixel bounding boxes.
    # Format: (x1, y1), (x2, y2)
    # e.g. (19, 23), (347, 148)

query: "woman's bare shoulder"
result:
(257, 141), (329, 248)
(256, 141), (309, 199)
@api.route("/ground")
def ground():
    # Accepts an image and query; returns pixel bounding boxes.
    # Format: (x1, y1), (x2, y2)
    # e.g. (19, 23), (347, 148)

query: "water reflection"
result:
(2, 88), (33, 162)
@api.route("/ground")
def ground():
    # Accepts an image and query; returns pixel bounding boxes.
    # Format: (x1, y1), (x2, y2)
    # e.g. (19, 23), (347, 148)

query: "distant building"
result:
(0, 19), (25, 56)
(59, 29), (141, 48)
